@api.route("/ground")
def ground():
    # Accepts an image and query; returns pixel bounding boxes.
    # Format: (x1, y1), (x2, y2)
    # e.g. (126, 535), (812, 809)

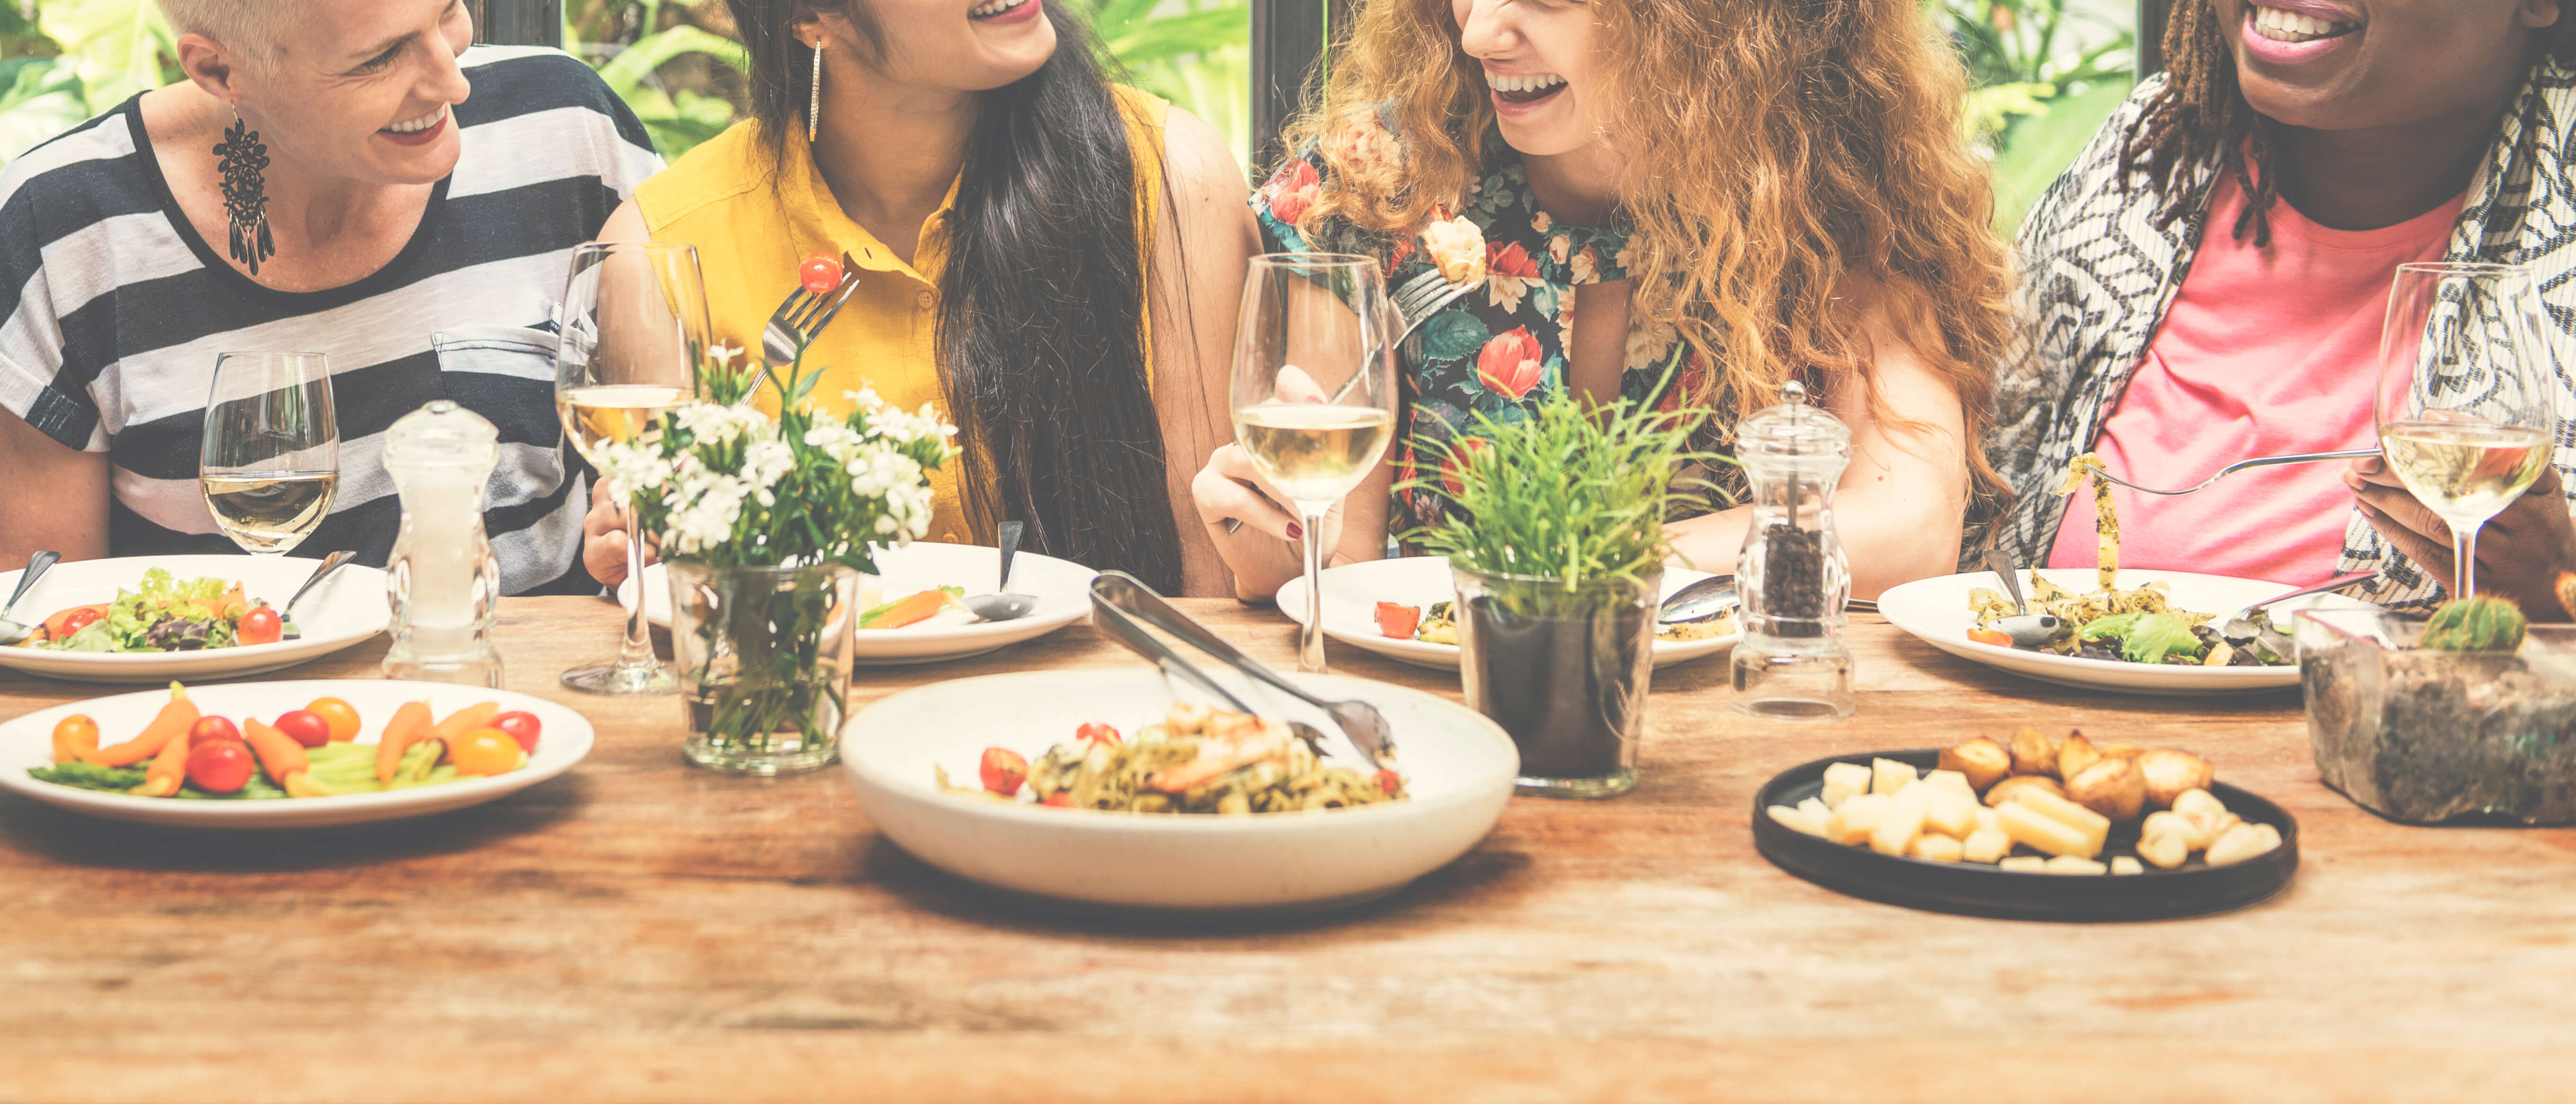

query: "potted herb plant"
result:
(597, 331), (958, 775)
(1408, 385), (1717, 798)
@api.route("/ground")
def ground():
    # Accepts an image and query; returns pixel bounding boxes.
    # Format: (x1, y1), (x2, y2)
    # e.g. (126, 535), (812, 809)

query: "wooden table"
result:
(1, 598), (2570, 1102)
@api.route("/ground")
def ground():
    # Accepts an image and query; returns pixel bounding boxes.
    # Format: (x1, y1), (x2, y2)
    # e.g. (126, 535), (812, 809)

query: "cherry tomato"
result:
(491, 711), (543, 753)
(305, 697), (362, 742)
(448, 728), (522, 777)
(1039, 791), (1074, 808)
(187, 715), (244, 749)
(1966, 627), (2013, 648)
(237, 605), (283, 646)
(51, 715), (99, 762)
(185, 742), (255, 794)
(798, 251), (843, 295)
(271, 709), (332, 749)
(1074, 722), (1121, 748)
(1375, 769), (1403, 797)
(55, 608), (102, 637)
(979, 746), (1028, 795)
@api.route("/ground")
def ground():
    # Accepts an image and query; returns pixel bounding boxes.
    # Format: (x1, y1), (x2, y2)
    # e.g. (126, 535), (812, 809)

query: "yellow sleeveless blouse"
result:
(635, 87), (1168, 546)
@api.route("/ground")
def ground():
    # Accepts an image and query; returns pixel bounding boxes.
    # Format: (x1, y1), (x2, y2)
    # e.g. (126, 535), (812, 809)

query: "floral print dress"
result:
(1253, 134), (1713, 535)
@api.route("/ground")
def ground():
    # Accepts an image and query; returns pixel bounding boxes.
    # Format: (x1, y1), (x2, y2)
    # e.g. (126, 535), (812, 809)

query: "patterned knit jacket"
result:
(1981, 60), (2576, 609)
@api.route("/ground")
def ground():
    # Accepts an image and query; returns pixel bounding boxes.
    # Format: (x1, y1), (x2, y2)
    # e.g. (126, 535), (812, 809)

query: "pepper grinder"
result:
(1730, 380), (1855, 719)
(380, 400), (503, 687)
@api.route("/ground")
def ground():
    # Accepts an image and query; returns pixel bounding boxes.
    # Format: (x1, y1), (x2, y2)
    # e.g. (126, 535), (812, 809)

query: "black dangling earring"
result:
(213, 114), (274, 275)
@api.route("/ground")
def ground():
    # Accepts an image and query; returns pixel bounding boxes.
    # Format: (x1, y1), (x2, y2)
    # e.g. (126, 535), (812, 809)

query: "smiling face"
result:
(2218, 0), (2558, 131)
(206, 0), (475, 187)
(812, 0), (1058, 94)
(1449, 0), (1607, 157)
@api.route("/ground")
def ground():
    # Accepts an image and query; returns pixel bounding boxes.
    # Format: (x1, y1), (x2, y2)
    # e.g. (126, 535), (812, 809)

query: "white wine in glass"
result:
(2374, 262), (2561, 599)
(554, 241), (710, 696)
(1229, 253), (1401, 673)
(200, 351), (338, 556)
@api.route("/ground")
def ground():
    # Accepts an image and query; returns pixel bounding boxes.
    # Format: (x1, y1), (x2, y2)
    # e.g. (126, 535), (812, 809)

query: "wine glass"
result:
(1230, 253), (1401, 672)
(2373, 262), (2560, 598)
(201, 352), (338, 556)
(554, 241), (710, 695)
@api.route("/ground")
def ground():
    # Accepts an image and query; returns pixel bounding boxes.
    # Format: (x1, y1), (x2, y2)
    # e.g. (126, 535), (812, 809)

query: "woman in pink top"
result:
(1990, 0), (2576, 619)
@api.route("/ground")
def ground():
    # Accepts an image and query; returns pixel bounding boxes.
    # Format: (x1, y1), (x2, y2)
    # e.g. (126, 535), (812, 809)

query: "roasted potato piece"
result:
(2140, 810), (2212, 851)
(1961, 828), (2011, 864)
(2205, 822), (2278, 866)
(1938, 737), (2013, 792)
(2009, 725), (2060, 778)
(2137, 829), (2190, 869)
(2057, 733), (2102, 782)
(2095, 742), (2144, 761)
(2065, 758), (2147, 823)
(1984, 774), (2066, 809)
(2137, 749), (2216, 810)
(1820, 761), (1872, 809)
(2110, 856), (2144, 875)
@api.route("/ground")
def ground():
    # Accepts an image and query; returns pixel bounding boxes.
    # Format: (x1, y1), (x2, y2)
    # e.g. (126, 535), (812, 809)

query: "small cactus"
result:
(2420, 595), (2527, 653)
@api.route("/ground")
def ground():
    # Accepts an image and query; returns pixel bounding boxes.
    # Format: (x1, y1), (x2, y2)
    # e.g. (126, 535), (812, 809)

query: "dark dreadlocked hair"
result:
(2119, 0), (2576, 247)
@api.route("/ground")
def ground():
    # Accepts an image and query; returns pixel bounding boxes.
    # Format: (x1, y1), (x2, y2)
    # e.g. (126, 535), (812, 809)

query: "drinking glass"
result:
(554, 241), (710, 695)
(1229, 253), (1400, 672)
(2374, 262), (2560, 598)
(201, 352), (338, 556)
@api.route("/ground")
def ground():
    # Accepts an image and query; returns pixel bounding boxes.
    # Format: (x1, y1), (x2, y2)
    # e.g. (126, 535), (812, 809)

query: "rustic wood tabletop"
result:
(0, 596), (2569, 1102)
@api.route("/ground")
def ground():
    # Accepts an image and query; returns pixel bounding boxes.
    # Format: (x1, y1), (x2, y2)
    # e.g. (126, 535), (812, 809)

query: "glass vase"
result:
(1453, 564), (1658, 798)
(668, 560), (861, 775)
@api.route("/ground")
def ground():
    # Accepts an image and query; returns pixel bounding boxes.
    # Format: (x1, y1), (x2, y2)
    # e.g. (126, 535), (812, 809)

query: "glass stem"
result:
(2454, 520), (2481, 600)
(1298, 505), (1328, 673)
(617, 495), (658, 668)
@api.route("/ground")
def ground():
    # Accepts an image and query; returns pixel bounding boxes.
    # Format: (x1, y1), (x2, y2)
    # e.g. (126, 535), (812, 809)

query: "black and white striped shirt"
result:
(0, 47), (663, 595)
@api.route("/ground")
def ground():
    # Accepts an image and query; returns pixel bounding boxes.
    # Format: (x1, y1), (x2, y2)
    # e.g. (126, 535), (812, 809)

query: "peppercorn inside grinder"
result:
(1730, 380), (1855, 719)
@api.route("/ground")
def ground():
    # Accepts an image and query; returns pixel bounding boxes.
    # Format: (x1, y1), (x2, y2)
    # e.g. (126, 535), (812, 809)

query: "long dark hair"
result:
(2121, 0), (2576, 248)
(725, 0), (1184, 591)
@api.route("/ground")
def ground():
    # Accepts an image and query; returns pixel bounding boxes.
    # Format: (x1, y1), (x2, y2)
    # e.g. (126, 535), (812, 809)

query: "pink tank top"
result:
(2046, 175), (2464, 584)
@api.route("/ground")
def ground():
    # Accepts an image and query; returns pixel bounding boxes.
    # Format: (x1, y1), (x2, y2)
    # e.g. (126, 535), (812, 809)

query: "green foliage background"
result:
(2, 0), (2132, 234)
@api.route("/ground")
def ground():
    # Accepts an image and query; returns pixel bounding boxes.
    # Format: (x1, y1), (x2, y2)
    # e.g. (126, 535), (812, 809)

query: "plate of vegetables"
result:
(1272, 556), (1739, 672)
(1875, 567), (2376, 695)
(0, 680), (592, 827)
(0, 556), (390, 683)
(619, 541), (1098, 666)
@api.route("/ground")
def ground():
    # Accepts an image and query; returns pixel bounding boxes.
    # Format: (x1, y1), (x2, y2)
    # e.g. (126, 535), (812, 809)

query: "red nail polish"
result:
(1287, 522), (1305, 540)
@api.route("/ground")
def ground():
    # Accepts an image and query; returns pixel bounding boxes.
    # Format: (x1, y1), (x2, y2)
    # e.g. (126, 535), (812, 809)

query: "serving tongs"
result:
(1090, 573), (1397, 770)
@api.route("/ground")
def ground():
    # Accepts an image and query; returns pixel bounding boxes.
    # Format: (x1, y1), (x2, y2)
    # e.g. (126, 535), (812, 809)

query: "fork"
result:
(2079, 448), (2382, 496)
(749, 253), (862, 393)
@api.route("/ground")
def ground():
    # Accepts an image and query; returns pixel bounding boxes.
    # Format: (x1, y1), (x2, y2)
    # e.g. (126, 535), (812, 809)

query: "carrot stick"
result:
(90, 683), (197, 767)
(129, 719), (192, 797)
(241, 718), (309, 784)
(375, 700), (435, 783)
(431, 702), (501, 744)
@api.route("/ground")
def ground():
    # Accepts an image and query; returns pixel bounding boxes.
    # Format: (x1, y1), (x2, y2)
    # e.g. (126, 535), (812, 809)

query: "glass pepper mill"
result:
(381, 400), (503, 687)
(1730, 380), (1855, 719)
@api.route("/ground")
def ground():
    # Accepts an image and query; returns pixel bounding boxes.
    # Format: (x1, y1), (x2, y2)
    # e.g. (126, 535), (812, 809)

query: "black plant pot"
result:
(1453, 566), (1657, 798)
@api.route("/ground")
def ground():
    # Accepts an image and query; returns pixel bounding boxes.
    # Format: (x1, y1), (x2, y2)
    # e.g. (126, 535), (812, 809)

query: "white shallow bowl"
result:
(621, 542), (1097, 666)
(842, 668), (1519, 910)
(1876, 567), (2380, 696)
(0, 679), (593, 828)
(0, 555), (389, 684)
(1275, 556), (1738, 672)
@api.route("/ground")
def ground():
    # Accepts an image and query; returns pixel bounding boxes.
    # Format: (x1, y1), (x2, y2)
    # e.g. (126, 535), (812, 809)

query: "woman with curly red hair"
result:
(1190, 0), (2016, 602)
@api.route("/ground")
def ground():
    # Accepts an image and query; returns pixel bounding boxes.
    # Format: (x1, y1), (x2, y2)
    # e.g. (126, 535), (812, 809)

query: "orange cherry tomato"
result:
(51, 715), (99, 763)
(448, 728), (522, 777)
(237, 605), (282, 646)
(305, 698), (362, 742)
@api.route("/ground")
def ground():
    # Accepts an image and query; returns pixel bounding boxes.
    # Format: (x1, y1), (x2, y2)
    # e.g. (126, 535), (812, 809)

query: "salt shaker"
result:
(380, 400), (503, 687)
(1730, 380), (1855, 719)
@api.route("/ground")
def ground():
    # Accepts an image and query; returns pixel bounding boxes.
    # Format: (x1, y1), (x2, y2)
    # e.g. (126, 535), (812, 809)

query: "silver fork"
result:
(2080, 448), (2381, 496)
(749, 253), (862, 393)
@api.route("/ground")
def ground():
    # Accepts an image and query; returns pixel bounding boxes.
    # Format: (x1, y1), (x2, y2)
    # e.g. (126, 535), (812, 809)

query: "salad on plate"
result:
(7, 569), (290, 653)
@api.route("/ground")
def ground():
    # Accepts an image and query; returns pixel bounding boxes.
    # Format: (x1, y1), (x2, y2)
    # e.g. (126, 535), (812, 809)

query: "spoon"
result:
(0, 551), (63, 646)
(1980, 549), (2068, 649)
(962, 521), (1040, 623)
(1093, 572), (1397, 770)
(1657, 574), (1740, 625)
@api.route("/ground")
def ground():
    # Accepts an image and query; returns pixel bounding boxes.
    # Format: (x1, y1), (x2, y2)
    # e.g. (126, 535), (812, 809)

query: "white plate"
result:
(1273, 557), (1738, 672)
(0, 556), (389, 684)
(620, 542), (1098, 666)
(1876, 567), (2380, 696)
(0, 679), (592, 828)
(842, 668), (1518, 910)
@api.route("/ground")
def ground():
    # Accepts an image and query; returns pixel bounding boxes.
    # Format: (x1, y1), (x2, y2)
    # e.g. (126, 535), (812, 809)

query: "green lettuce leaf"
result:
(2119, 612), (2205, 664)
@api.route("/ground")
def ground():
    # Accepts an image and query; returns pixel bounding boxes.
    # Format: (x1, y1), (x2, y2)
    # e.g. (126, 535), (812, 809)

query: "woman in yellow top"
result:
(583, 0), (1254, 594)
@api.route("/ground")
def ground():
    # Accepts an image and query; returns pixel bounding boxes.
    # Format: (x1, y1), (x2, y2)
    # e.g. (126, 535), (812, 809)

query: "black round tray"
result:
(1752, 749), (2299, 921)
